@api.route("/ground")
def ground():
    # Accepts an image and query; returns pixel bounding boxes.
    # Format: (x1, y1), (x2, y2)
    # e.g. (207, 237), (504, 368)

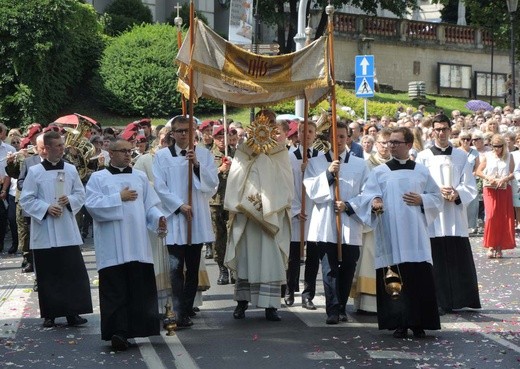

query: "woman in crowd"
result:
(475, 134), (516, 258)
(459, 131), (480, 235)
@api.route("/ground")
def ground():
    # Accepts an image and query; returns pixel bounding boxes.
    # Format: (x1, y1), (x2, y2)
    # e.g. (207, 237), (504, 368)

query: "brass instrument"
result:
(312, 108), (331, 152)
(0, 145), (36, 163)
(63, 113), (96, 180)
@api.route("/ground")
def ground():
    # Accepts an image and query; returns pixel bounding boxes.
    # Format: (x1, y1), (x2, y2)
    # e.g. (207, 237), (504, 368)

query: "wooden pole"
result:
(326, 3), (342, 262)
(187, 0), (195, 245)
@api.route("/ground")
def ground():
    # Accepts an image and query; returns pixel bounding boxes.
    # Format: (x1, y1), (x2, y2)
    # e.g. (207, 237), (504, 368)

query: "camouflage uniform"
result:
(209, 144), (235, 283)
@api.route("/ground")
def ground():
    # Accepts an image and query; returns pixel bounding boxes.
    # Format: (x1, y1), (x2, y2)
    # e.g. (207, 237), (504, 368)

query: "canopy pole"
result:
(223, 102), (228, 158)
(187, 0), (195, 245)
(174, 3), (187, 115)
(300, 98), (309, 261)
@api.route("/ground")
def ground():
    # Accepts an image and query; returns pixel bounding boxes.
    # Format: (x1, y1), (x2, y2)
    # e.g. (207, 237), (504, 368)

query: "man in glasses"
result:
(153, 115), (219, 328)
(416, 114), (481, 316)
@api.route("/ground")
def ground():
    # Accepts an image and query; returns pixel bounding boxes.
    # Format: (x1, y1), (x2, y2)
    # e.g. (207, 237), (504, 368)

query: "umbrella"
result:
(53, 113), (98, 126)
(276, 114), (303, 121)
(465, 100), (493, 112)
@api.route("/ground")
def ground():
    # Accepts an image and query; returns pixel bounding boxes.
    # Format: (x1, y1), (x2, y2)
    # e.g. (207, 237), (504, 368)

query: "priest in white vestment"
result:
(20, 131), (92, 328)
(416, 114), (481, 315)
(153, 116), (218, 328)
(224, 109), (293, 322)
(303, 121), (369, 325)
(86, 139), (166, 351)
(356, 127), (442, 338)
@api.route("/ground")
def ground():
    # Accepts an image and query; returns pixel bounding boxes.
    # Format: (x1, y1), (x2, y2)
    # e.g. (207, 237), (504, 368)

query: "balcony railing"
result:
(333, 12), (496, 49)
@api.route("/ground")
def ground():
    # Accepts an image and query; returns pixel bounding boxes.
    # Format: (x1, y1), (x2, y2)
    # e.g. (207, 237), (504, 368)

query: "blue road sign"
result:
(355, 76), (375, 98)
(355, 55), (374, 78)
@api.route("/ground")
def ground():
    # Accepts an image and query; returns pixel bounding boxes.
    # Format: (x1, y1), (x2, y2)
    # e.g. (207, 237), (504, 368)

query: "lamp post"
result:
(506, 0), (518, 108)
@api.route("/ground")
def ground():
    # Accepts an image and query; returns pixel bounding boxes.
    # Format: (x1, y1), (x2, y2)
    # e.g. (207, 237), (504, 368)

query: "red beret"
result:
(287, 120), (299, 138)
(120, 129), (137, 141)
(138, 118), (152, 127)
(135, 135), (147, 144)
(26, 124), (42, 139)
(125, 122), (140, 132)
(20, 137), (31, 149)
(199, 119), (215, 132)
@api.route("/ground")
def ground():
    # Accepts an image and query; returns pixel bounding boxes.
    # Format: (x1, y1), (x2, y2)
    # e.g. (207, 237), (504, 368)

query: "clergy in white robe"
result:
(286, 122), (322, 309)
(224, 109), (293, 321)
(303, 122), (369, 324)
(153, 116), (218, 328)
(355, 127), (442, 338)
(86, 139), (165, 351)
(19, 131), (92, 327)
(416, 115), (481, 314)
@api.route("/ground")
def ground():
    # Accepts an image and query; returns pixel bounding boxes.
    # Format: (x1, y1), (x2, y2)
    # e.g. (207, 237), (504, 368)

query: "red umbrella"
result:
(53, 113), (97, 126)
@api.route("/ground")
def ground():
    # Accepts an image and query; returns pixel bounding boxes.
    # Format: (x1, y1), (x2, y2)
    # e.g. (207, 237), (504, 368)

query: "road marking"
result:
(136, 337), (168, 369)
(305, 351), (342, 360)
(163, 332), (200, 369)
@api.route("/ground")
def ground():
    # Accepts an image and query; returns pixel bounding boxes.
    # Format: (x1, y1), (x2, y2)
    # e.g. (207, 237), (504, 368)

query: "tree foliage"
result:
(103, 0), (153, 36)
(92, 23), (221, 117)
(256, 0), (418, 53)
(0, 0), (104, 127)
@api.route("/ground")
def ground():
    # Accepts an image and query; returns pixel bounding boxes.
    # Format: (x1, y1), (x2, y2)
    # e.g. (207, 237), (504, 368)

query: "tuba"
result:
(312, 108), (332, 152)
(63, 113), (96, 180)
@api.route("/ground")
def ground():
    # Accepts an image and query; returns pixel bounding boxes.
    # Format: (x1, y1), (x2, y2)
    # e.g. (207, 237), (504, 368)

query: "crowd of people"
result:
(0, 103), (517, 349)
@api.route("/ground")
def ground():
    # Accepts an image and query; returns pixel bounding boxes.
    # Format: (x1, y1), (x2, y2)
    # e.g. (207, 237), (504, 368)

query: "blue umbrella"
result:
(465, 100), (493, 112)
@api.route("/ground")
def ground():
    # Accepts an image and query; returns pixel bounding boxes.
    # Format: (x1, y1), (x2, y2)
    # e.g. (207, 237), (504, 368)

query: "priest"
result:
(416, 114), (481, 315)
(86, 138), (166, 351)
(20, 130), (92, 328)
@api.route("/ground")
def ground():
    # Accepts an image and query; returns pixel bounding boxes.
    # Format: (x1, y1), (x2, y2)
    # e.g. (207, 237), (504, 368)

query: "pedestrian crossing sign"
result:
(355, 76), (374, 98)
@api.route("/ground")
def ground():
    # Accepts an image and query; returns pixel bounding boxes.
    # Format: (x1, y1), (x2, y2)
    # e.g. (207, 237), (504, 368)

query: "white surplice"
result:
(356, 161), (443, 269)
(303, 152), (369, 245)
(85, 168), (164, 271)
(153, 146), (218, 245)
(20, 162), (84, 249)
(416, 147), (477, 237)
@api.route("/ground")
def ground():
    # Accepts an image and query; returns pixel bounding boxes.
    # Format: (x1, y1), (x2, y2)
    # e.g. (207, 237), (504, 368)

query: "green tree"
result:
(0, 0), (104, 127)
(103, 0), (153, 36)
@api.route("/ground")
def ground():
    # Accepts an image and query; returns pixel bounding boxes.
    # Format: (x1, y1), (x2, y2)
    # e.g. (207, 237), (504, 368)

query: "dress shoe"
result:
(339, 313), (348, 322)
(217, 266), (229, 285)
(230, 271), (236, 284)
(33, 279), (38, 292)
(233, 301), (248, 319)
(8, 245), (18, 254)
(192, 307), (200, 312)
(66, 314), (88, 326)
(393, 327), (408, 338)
(265, 308), (281, 321)
(284, 293), (295, 306)
(111, 334), (129, 351)
(302, 299), (317, 310)
(22, 263), (34, 273)
(412, 328), (426, 338)
(21, 256), (28, 268)
(176, 316), (193, 328)
(189, 309), (197, 318)
(438, 306), (452, 316)
(43, 318), (55, 328)
(326, 314), (339, 325)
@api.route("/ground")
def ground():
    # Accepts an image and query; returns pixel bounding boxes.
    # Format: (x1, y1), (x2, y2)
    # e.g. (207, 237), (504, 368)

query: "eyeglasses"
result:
(471, 138), (482, 141)
(174, 129), (190, 134)
(388, 140), (407, 146)
(492, 145), (504, 149)
(112, 149), (132, 154)
(433, 127), (450, 133)
(460, 138), (472, 141)
(376, 141), (389, 146)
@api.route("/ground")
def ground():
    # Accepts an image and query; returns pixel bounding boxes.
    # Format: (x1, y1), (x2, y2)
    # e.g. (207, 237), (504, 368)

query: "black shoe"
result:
(393, 327), (408, 338)
(67, 314), (88, 326)
(33, 279), (38, 292)
(284, 293), (294, 306)
(43, 318), (55, 328)
(230, 271), (236, 284)
(22, 263), (34, 273)
(326, 314), (339, 325)
(205, 245), (213, 259)
(412, 328), (426, 338)
(233, 301), (248, 319)
(8, 246), (18, 254)
(265, 308), (281, 321)
(81, 232), (88, 239)
(111, 334), (129, 351)
(302, 299), (317, 310)
(189, 309), (197, 318)
(217, 266), (229, 285)
(176, 316), (193, 328)
(21, 256), (28, 268)
(192, 307), (200, 312)
(339, 313), (348, 322)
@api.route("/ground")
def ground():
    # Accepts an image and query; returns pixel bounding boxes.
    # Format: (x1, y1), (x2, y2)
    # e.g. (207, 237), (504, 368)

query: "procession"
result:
(1, 1), (520, 368)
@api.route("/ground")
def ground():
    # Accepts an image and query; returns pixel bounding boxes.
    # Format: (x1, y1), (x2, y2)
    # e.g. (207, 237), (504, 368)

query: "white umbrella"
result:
(276, 114), (303, 121)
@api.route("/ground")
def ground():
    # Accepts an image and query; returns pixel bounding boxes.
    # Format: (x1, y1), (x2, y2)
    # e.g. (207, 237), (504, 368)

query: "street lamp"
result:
(506, 0), (518, 108)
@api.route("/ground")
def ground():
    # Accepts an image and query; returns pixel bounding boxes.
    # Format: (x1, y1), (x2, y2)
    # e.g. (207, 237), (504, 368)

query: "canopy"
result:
(176, 19), (331, 108)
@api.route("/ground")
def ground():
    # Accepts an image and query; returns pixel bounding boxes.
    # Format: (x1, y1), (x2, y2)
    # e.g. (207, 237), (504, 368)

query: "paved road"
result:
(0, 235), (519, 369)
